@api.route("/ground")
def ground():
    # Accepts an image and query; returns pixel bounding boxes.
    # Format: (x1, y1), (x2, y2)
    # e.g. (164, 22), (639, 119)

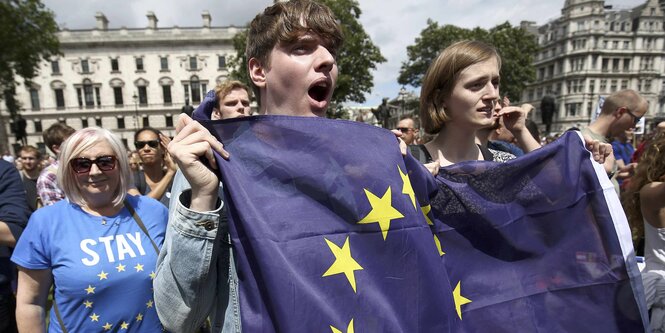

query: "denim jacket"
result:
(154, 170), (241, 333)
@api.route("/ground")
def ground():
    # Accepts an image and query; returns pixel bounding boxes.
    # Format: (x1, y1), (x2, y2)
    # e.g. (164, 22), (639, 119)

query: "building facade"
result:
(0, 11), (241, 154)
(522, 0), (665, 134)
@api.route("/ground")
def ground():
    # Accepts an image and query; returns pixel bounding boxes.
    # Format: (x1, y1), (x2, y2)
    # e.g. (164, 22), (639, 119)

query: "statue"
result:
(14, 114), (27, 146)
(371, 98), (391, 128)
(540, 95), (556, 134)
(181, 98), (195, 117)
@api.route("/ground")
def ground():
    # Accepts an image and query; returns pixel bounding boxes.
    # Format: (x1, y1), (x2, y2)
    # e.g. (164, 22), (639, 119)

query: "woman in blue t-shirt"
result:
(12, 127), (168, 332)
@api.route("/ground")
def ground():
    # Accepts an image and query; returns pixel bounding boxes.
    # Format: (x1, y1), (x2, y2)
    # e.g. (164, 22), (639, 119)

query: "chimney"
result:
(202, 11), (211, 28)
(147, 12), (158, 29)
(95, 12), (108, 30)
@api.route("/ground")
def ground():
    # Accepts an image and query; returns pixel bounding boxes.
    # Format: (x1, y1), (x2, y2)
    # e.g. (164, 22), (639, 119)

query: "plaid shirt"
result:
(36, 160), (65, 206)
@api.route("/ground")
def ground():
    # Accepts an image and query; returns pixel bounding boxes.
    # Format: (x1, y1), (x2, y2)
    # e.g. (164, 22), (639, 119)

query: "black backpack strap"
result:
(409, 144), (433, 163)
(124, 199), (159, 254)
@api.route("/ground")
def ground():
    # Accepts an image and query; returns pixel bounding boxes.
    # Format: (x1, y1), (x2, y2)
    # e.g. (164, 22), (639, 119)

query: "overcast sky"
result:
(42, 0), (645, 107)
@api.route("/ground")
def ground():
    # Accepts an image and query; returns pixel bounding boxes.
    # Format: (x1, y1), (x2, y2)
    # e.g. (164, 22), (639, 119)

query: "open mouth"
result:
(308, 81), (330, 103)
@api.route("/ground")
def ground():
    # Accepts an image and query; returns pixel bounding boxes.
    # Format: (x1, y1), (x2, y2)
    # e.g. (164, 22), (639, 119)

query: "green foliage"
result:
(0, 0), (60, 118)
(228, 0), (385, 118)
(398, 20), (538, 102)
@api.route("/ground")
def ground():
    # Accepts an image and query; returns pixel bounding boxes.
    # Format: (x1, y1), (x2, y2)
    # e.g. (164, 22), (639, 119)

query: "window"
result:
(138, 86), (148, 106)
(623, 59), (631, 72)
(589, 80), (595, 93)
(189, 56), (197, 70)
(165, 115), (173, 128)
(54, 88), (65, 109)
(117, 117), (125, 129)
(83, 83), (94, 107)
(645, 79), (652, 92)
(51, 60), (60, 74)
(160, 57), (168, 71)
(566, 103), (580, 117)
(191, 77), (201, 103)
(162, 85), (172, 105)
(111, 58), (119, 72)
(600, 79), (607, 92)
(81, 60), (90, 73)
(623, 41), (630, 49)
(29, 89), (40, 110)
(82, 118), (88, 128)
(612, 41), (618, 49)
(601, 58), (609, 72)
(612, 58), (620, 72)
(95, 117), (102, 127)
(34, 120), (42, 133)
(610, 80), (617, 92)
(113, 87), (123, 106)
(621, 80), (628, 90)
(183, 84), (190, 102)
(143, 116), (150, 128)
(218, 55), (226, 69)
(95, 87), (101, 106)
(136, 57), (144, 71)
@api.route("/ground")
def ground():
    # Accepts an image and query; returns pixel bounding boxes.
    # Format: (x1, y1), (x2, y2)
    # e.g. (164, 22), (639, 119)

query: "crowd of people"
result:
(0, 0), (662, 331)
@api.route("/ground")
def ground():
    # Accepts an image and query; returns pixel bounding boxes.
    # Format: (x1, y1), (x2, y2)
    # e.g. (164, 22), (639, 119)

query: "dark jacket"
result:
(0, 160), (30, 294)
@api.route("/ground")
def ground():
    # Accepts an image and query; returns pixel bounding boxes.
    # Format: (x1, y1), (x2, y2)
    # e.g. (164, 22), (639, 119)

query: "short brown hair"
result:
(19, 145), (41, 160)
(419, 40), (501, 134)
(215, 80), (251, 107)
(43, 122), (76, 155)
(246, 0), (343, 98)
(600, 89), (648, 116)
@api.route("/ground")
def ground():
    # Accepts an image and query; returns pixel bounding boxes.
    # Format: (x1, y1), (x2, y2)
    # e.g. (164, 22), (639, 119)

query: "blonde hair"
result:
(215, 80), (251, 106)
(419, 40), (501, 134)
(623, 132), (665, 243)
(58, 127), (132, 207)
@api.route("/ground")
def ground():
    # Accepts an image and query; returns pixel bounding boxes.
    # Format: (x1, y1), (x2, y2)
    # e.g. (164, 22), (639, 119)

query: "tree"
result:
(398, 20), (538, 102)
(228, 0), (386, 118)
(0, 0), (60, 120)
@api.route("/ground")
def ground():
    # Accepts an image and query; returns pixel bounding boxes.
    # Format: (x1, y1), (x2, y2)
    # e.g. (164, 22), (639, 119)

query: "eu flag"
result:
(421, 131), (648, 332)
(203, 116), (459, 332)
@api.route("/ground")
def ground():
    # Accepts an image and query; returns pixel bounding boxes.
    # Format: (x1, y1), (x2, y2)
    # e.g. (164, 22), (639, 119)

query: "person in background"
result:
(12, 127), (167, 332)
(2, 150), (14, 164)
(18, 146), (42, 212)
(622, 132), (665, 331)
(133, 127), (177, 206)
(36, 123), (76, 206)
(128, 151), (141, 172)
(396, 116), (419, 145)
(0, 159), (31, 333)
(582, 89), (647, 193)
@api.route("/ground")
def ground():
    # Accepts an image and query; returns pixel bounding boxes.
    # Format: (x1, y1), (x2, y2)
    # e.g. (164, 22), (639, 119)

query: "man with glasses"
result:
(395, 116), (419, 145)
(583, 89), (648, 193)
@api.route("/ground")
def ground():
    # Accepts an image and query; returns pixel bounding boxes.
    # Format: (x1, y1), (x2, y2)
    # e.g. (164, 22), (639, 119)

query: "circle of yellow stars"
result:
(80, 261), (157, 330)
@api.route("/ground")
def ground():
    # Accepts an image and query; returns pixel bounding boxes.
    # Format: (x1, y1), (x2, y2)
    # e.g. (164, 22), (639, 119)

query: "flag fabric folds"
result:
(203, 116), (648, 332)
(422, 131), (648, 332)
(204, 116), (458, 332)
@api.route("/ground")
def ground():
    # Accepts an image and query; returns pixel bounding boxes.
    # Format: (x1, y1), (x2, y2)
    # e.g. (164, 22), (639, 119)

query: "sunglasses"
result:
(134, 140), (159, 149)
(625, 108), (642, 126)
(396, 127), (414, 133)
(70, 155), (117, 174)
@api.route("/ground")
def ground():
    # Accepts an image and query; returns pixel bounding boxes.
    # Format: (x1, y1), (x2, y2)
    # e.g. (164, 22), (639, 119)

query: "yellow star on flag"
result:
(90, 313), (99, 322)
(85, 285), (96, 294)
(149, 271), (156, 280)
(116, 263), (126, 272)
(433, 235), (445, 256)
(330, 318), (354, 333)
(97, 270), (108, 280)
(134, 263), (144, 272)
(83, 300), (93, 308)
(453, 281), (472, 320)
(146, 300), (154, 308)
(421, 204), (433, 225)
(121, 321), (129, 329)
(358, 187), (404, 240)
(136, 313), (144, 321)
(322, 237), (363, 293)
(102, 322), (113, 330)
(399, 166), (417, 210)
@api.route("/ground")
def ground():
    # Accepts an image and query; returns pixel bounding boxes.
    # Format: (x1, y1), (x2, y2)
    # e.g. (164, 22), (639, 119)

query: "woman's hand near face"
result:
(159, 134), (178, 174)
(498, 103), (541, 153)
(169, 114), (228, 211)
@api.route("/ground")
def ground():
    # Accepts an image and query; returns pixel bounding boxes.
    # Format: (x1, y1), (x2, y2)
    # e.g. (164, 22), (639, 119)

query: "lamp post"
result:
(132, 92), (139, 130)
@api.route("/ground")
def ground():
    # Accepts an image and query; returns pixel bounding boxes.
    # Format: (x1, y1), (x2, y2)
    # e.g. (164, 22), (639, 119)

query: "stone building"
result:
(522, 0), (665, 134)
(0, 11), (241, 154)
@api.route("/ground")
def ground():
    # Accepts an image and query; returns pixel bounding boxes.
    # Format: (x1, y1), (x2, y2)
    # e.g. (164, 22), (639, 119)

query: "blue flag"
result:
(420, 131), (648, 332)
(204, 117), (648, 332)
(204, 116), (459, 332)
